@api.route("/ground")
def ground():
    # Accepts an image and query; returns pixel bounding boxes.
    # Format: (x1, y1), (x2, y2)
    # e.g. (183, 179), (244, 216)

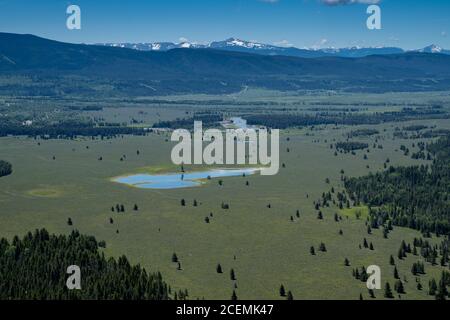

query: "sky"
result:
(0, 0), (449, 50)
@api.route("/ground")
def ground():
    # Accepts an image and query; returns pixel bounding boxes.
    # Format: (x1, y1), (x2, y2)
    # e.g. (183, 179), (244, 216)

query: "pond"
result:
(113, 168), (259, 189)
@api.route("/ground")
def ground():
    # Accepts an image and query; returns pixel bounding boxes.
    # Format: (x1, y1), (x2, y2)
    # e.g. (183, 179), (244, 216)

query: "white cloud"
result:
(179, 37), (189, 43)
(273, 40), (293, 47)
(311, 38), (329, 49)
(320, 0), (381, 5)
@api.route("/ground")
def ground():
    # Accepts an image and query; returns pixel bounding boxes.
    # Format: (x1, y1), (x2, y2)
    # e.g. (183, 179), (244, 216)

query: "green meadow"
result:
(1, 91), (450, 300)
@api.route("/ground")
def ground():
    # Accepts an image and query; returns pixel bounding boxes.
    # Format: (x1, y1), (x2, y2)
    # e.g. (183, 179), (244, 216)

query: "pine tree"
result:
(319, 242), (327, 252)
(287, 291), (293, 300)
(435, 272), (448, 300)
(279, 285), (286, 297)
(429, 278), (438, 296)
(230, 269), (236, 281)
(394, 280), (405, 294)
(231, 290), (238, 301)
(216, 264), (223, 274)
(389, 255), (395, 266)
(394, 267), (399, 279)
(344, 258), (350, 266)
(310, 246), (315, 255)
(172, 253), (178, 263)
(384, 282), (394, 298)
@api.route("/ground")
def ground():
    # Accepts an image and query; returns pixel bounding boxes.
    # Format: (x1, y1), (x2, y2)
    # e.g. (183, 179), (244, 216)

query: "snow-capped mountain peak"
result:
(98, 39), (450, 58)
(420, 44), (443, 53)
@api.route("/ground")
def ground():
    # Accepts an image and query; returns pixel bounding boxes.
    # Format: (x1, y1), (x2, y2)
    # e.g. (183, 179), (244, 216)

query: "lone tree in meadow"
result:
(231, 290), (238, 301)
(344, 258), (350, 266)
(172, 253), (178, 263)
(216, 264), (223, 274)
(181, 199), (186, 206)
(319, 243), (327, 252)
(67, 218), (73, 226)
(390, 255), (395, 266)
(287, 291), (294, 300)
(230, 269), (236, 281)
(279, 285), (286, 297)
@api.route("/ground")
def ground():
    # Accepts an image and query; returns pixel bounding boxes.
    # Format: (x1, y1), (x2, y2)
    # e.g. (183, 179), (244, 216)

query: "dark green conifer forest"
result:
(0, 229), (173, 300)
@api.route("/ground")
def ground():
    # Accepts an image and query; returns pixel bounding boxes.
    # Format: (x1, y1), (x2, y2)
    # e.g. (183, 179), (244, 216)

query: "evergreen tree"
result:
(287, 291), (294, 300)
(429, 279), (438, 296)
(319, 243), (327, 252)
(394, 280), (405, 294)
(279, 285), (286, 297)
(389, 255), (395, 266)
(435, 272), (448, 300)
(384, 282), (394, 298)
(230, 269), (236, 281)
(394, 267), (399, 279)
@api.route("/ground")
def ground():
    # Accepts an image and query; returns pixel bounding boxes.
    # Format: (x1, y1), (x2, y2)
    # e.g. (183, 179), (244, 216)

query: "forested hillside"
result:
(2, 33), (450, 95)
(345, 135), (450, 236)
(0, 229), (177, 300)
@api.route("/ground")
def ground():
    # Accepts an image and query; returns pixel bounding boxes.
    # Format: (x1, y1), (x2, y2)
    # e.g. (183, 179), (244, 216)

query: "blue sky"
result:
(0, 0), (449, 49)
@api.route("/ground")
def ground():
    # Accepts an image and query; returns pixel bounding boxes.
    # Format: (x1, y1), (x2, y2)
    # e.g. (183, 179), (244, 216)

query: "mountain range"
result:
(1, 33), (450, 96)
(100, 38), (450, 58)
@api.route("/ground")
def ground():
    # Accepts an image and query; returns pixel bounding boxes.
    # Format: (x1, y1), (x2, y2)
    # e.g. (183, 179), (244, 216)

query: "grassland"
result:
(0, 91), (449, 300)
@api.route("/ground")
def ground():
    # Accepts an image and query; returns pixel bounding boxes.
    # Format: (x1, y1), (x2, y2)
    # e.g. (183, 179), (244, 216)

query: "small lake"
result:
(113, 168), (259, 189)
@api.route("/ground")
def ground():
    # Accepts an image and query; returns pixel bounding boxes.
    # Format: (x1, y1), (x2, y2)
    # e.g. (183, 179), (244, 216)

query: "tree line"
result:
(345, 134), (450, 236)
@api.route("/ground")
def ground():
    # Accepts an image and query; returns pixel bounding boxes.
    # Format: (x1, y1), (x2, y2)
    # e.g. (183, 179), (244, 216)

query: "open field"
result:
(1, 90), (449, 299)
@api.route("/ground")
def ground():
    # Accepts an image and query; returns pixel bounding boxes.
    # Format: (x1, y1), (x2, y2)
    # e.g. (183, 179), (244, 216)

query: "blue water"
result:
(113, 168), (259, 189)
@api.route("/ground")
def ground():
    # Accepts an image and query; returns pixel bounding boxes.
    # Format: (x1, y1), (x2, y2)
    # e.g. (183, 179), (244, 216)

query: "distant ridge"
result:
(1, 32), (450, 96)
